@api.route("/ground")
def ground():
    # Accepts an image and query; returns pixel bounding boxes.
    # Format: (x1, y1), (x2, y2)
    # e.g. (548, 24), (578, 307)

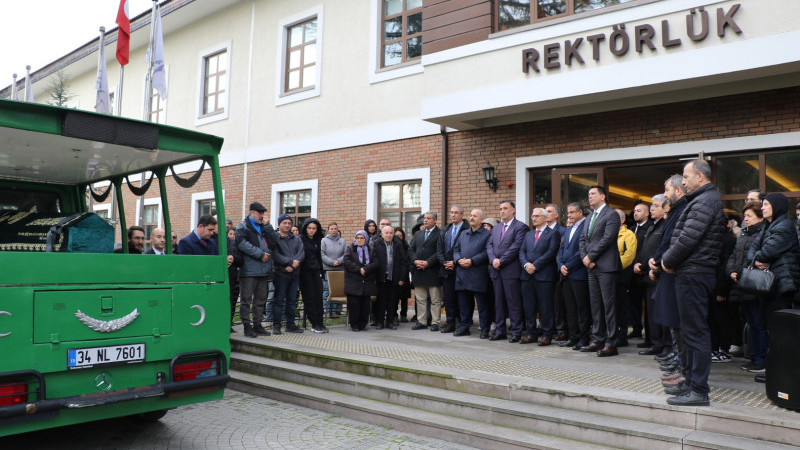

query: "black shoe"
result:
(400, 317), (409, 323)
(664, 382), (690, 396)
(454, 328), (470, 337)
(386, 322), (398, 330)
(253, 326), (271, 336)
(754, 373), (766, 383)
(559, 340), (578, 348)
(656, 352), (677, 362)
(480, 331), (489, 339)
(430, 324), (440, 332)
(572, 343), (583, 351)
(616, 339), (629, 348)
(489, 333), (507, 341)
(272, 327), (282, 335)
(244, 325), (257, 338)
(638, 347), (661, 356)
(509, 335), (521, 343)
(666, 390), (709, 406)
(376, 323), (385, 330)
(660, 362), (680, 372)
(441, 324), (456, 333)
(286, 326), (304, 333)
(412, 322), (427, 330)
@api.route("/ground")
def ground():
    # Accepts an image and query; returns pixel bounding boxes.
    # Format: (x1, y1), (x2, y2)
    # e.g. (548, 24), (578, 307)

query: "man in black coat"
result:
(437, 206), (469, 333)
(662, 159), (726, 407)
(409, 212), (442, 331)
(633, 195), (667, 356)
(372, 226), (409, 330)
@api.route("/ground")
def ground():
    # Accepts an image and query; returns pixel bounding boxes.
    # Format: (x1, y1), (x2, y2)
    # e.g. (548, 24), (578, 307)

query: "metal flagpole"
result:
(116, 67), (124, 116)
(10, 74), (17, 100)
(138, 0), (159, 230)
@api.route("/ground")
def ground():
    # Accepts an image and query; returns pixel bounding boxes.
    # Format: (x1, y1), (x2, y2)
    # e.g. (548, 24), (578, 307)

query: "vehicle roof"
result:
(0, 99), (223, 185)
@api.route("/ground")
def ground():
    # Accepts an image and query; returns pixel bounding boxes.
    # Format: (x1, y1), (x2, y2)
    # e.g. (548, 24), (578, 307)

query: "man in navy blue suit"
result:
(519, 208), (560, 345)
(557, 203), (590, 349)
(178, 214), (219, 256)
(486, 200), (528, 342)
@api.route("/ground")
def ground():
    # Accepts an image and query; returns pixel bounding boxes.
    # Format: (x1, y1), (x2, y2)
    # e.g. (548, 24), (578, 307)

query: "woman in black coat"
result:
(394, 227), (412, 322)
(728, 202), (766, 370)
(300, 218), (326, 333)
(746, 193), (800, 372)
(343, 230), (378, 331)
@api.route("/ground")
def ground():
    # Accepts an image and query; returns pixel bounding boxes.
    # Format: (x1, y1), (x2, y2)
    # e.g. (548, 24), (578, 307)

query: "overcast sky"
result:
(1, 0), (154, 88)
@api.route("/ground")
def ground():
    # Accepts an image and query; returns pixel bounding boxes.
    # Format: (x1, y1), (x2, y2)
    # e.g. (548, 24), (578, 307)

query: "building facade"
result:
(5, 0), (800, 240)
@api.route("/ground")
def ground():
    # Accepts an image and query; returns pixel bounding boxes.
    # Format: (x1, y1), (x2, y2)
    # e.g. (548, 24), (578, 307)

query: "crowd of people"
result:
(130, 159), (800, 409)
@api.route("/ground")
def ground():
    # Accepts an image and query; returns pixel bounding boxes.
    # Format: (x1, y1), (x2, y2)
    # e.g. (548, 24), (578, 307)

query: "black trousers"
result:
(300, 269), (324, 328)
(442, 275), (459, 327)
(646, 284), (671, 352)
(674, 273), (714, 396)
(347, 295), (371, 330)
(563, 277), (591, 345)
(376, 281), (398, 325)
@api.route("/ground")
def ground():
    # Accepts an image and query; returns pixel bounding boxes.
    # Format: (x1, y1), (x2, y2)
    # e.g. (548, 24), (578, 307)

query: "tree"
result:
(47, 70), (75, 107)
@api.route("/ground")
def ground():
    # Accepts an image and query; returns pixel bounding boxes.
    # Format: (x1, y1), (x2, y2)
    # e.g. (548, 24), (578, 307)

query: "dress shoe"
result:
(243, 325), (257, 338)
(666, 390), (709, 407)
(386, 322), (398, 330)
(580, 343), (602, 352)
(661, 371), (683, 381)
(637, 342), (653, 348)
(660, 362), (680, 373)
(662, 376), (686, 387)
(509, 335), (521, 343)
(480, 331), (489, 339)
(538, 338), (552, 346)
(430, 324), (440, 332)
(555, 332), (568, 341)
(411, 322), (427, 330)
(638, 347), (661, 356)
(596, 346), (618, 357)
(454, 328), (470, 337)
(375, 323), (385, 330)
(286, 326), (304, 333)
(572, 343), (583, 351)
(616, 339), (629, 348)
(489, 333), (507, 341)
(754, 373), (766, 383)
(272, 327), (282, 335)
(559, 340), (578, 348)
(441, 324), (456, 333)
(656, 352), (677, 362)
(253, 326), (271, 336)
(520, 336), (536, 344)
(664, 382), (690, 396)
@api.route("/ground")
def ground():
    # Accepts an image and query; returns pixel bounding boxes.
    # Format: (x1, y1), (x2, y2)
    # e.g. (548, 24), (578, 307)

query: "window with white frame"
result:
(270, 179), (318, 227)
(136, 198), (162, 252)
(93, 203), (112, 225)
(381, 0), (422, 67)
(190, 190), (223, 231)
(196, 42), (231, 125)
(276, 7), (323, 106)
(366, 168), (430, 227)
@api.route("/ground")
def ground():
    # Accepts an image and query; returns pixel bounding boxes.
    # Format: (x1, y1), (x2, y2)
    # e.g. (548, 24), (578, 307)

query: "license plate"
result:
(68, 343), (146, 370)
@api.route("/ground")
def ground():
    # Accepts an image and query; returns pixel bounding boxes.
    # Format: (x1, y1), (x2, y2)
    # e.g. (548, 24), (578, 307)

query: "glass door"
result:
(552, 168), (603, 220)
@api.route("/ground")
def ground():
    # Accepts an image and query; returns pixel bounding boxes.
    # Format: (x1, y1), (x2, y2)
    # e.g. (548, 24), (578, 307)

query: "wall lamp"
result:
(483, 161), (498, 192)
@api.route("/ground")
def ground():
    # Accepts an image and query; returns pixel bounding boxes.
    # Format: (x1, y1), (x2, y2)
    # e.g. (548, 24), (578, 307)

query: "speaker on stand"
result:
(765, 309), (800, 410)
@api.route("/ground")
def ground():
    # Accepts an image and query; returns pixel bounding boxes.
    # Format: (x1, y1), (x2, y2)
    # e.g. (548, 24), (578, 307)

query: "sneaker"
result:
(746, 363), (766, 373)
(321, 325), (329, 333)
(728, 345), (744, 357)
(711, 351), (731, 363)
(272, 327), (282, 335)
(741, 361), (763, 371)
(312, 327), (325, 333)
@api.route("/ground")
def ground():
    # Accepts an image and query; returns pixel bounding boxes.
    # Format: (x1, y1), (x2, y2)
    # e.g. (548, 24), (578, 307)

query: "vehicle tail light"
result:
(173, 359), (219, 382)
(0, 381), (27, 407)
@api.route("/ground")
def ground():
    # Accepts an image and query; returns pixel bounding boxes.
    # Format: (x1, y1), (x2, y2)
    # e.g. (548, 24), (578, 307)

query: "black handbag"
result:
(738, 258), (775, 295)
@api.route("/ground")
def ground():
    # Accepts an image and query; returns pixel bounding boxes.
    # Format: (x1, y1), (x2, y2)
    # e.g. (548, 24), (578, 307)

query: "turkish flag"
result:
(116, 0), (130, 66)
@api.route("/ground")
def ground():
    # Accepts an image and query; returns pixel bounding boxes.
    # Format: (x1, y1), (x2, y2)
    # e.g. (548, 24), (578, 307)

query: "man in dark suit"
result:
(557, 202), (590, 349)
(145, 227), (166, 254)
(579, 186), (622, 357)
(372, 225), (409, 330)
(437, 206), (469, 333)
(519, 208), (560, 345)
(178, 214), (219, 256)
(546, 203), (568, 341)
(453, 209), (492, 338)
(409, 211), (443, 331)
(628, 201), (652, 344)
(486, 200), (528, 342)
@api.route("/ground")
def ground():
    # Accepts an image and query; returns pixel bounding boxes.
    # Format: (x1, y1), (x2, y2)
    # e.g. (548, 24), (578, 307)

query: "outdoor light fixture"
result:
(483, 161), (498, 192)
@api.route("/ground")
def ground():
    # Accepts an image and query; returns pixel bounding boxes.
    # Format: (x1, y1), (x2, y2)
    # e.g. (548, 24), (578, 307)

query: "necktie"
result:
(500, 223), (508, 240)
(386, 242), (393, 280)
(200, 239), (208, 247)
(424, 229), (430, 241)
(450, 226), (457, 249)
(535, 229), (540, 243)
(588, 211), (599, 236)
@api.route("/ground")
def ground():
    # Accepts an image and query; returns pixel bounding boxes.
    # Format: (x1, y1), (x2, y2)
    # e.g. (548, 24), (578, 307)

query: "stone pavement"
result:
(0, 390), (477, 449)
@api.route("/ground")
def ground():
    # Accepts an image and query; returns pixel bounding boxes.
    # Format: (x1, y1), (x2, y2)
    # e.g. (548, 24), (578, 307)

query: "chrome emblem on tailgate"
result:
(75, 308), (140, 332)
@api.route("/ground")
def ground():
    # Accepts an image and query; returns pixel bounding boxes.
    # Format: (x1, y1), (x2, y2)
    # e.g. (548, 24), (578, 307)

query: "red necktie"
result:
(535, 229), (540, 242)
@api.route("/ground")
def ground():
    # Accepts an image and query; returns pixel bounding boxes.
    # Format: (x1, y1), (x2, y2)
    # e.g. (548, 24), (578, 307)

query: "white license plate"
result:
(68, 343), (146, 369)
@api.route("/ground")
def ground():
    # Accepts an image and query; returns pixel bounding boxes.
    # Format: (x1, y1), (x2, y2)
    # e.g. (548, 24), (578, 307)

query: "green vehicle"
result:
(0, 99), (230, 436)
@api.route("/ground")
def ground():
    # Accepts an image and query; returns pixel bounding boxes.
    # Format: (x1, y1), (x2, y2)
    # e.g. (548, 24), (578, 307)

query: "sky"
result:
(0, 0), (155, 88)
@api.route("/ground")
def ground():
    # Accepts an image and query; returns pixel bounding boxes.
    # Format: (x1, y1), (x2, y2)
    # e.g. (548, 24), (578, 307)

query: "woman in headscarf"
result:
(746, 193), (800, 373)
(364, 219), (378, 239)
(300, 218), (326, 333)
(344, 230), (378, 331)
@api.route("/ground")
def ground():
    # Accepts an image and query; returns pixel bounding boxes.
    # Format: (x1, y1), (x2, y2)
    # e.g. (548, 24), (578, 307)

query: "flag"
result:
(24, 66), (33, 102)
(116, 0), (130, 66)
(146, 4), (167, 100)
(96, 32), (111, 114)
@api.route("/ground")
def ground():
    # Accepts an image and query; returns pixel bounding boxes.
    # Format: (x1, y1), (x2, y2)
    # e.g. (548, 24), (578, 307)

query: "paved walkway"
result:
(0, 390), (477, 449)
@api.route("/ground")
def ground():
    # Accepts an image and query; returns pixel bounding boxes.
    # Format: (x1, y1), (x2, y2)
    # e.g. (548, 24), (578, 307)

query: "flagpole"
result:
(139, 0), (159, 230)
(24, 65), (33, 102)
(10, 74), (17, 100)
(95, 27), (111, 114)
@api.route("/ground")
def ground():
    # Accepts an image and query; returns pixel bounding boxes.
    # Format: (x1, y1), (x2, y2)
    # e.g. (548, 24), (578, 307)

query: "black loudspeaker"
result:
(766, 309), (800, 410)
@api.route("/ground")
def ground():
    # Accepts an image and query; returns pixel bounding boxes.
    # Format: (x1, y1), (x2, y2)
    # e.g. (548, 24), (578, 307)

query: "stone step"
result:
(231, 352), (695, 450)
(230, 338), (800, 447)
(229, 368), (619, 450)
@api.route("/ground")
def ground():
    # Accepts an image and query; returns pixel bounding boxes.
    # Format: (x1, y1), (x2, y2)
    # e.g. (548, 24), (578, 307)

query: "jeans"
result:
(272, 272), (300, 329)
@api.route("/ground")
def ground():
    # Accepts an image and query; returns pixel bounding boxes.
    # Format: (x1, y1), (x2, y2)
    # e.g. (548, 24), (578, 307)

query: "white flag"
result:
(146, 4), (167, 100)
(95, 34), (111, 114)
(24, 66), (34, 102)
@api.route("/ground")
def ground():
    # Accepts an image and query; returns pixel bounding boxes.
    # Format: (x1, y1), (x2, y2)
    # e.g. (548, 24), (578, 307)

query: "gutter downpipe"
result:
(441, 125), (448, 222)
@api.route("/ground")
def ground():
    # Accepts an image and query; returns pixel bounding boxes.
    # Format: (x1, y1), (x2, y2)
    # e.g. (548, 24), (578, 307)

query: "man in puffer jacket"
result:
(236, 202), (277, 338)
(661, 159), (725, 407)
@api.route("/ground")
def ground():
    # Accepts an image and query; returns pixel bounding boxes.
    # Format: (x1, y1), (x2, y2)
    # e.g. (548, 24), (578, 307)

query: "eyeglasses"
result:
(355, 236), (366, 240)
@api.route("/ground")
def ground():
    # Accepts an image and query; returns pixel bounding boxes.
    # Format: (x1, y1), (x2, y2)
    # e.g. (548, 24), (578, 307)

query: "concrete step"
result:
(230, 338), (800, 447)
(232, 352), (694, 450)
(229, 368), (619, 450)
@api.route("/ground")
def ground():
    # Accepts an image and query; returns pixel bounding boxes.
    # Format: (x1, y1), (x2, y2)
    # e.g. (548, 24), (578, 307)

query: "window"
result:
(378, 181), (421, 232)
(276, 7), (323, 105)
(190, 190), (223, 231)
(149, 91), (165, 124)
(285, 19), (317, 93)
(196, 42), (231, 125)
(203, 51), (227, 116)
(497, 0), (637, 31)
(382, 0), (423, 67)
(280, 190), (312, 230)
(142, 204), (159, 252)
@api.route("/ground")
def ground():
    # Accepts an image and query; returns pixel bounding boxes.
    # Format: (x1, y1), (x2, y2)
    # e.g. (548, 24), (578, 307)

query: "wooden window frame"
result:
(495, 0), (641, 32)
(202, 50), (227, 117)
(284, 18), (317, 94)
(377, 180), (422, 232)
(381, 0), (423, 68)
(280, 189), (313, 229)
